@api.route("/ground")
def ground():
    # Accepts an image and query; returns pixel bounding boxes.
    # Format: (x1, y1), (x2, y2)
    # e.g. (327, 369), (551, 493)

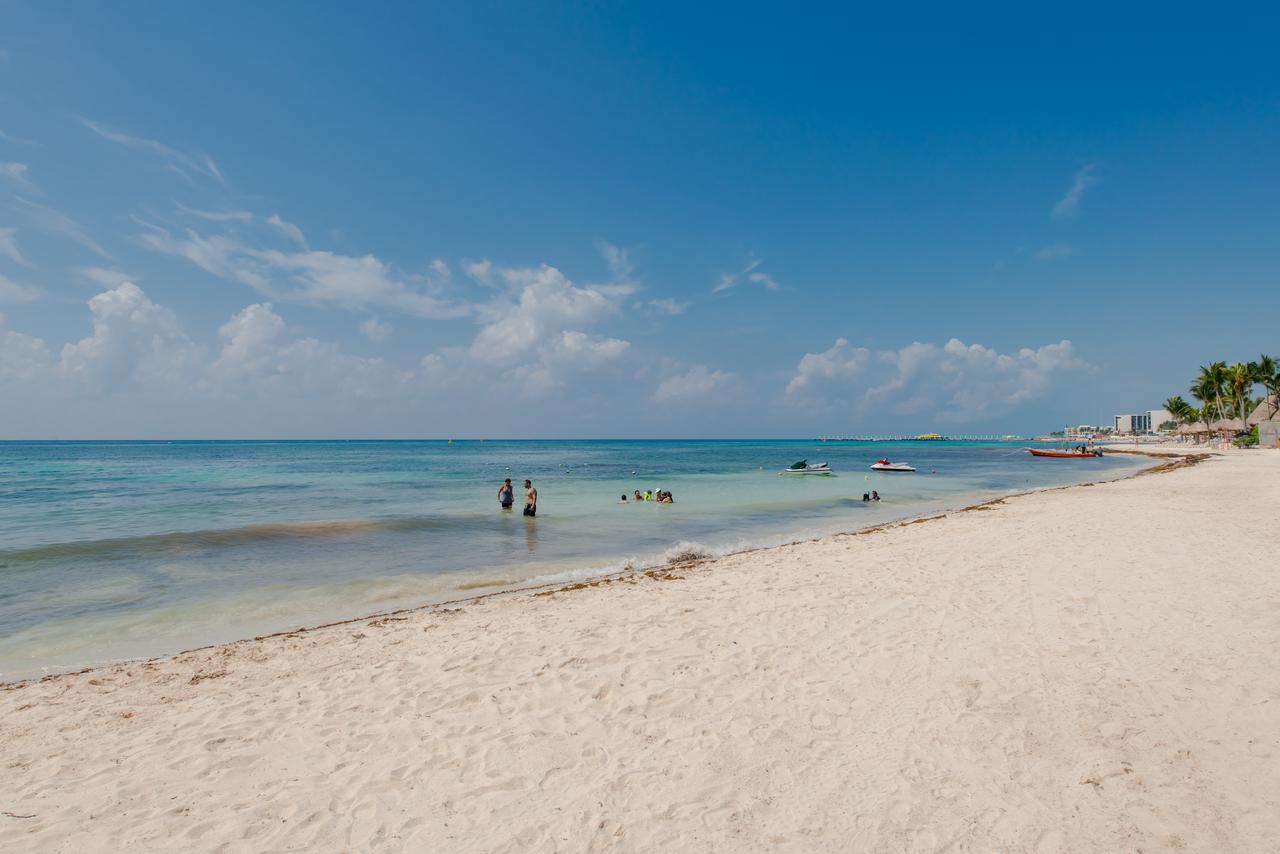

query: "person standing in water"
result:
(523, 479), (538, 517)
(498, 478), (514, 510)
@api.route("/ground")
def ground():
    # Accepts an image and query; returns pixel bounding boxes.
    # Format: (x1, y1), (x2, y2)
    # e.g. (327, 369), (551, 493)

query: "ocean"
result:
(0, 440), (1146, 679)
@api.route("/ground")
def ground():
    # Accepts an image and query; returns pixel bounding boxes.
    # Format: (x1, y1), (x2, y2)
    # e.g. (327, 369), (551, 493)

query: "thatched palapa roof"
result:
(1248, 394), (1280, 426)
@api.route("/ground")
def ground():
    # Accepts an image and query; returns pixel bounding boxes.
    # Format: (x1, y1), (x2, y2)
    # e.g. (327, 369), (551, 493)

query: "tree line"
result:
(1164, 357), (1278, 439)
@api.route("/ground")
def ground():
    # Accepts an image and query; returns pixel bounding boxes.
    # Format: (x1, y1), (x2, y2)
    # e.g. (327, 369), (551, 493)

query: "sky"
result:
(1, 3), (1277, 438)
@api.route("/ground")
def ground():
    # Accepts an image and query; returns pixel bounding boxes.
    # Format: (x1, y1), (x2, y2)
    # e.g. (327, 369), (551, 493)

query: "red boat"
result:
(1026, 448), (1102, 458)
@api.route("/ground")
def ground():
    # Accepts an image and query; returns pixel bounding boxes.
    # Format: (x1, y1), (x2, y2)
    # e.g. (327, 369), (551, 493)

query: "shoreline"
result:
(4, 448), (1177, 688)
(3, 445), (1276, 851)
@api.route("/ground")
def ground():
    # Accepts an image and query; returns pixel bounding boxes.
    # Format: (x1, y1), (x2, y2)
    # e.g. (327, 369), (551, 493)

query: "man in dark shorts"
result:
(523, 479), (537, 517)
(498, 478), (514, 509)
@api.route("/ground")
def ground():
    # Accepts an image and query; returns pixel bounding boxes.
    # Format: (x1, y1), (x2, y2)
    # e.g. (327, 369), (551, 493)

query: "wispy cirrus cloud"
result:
(1033, 244), (1072, 261)
(175, 203), (252, 223)
(0, 227), (29, 266)
(0, 272), (41, 303)
(1052, 163), (1098, 219)
(134, 218), (467, 319)
(9, 196), (111, 258)
(0, 161), (36, 192)
(267, 213), (306, 246)
(80, 118), (225, 185)
(713, 255), (781, 294)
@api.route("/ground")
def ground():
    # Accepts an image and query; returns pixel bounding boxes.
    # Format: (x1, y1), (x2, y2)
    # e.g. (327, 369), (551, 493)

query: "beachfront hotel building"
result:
(1112, 409), (1176, 435)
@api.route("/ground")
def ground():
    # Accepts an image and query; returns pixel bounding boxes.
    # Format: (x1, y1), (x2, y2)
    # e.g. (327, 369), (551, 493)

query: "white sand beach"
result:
(3, 449), (1278, 852)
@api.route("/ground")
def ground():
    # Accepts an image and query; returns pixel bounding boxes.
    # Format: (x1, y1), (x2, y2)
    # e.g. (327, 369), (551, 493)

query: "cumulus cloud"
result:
(1052, 163), (1098, 219)
(786, 337), (1087, 422)
(0, 322), (53, 384)
(58, 282), (202, 386)
(653, 365), (734, 403)
(470, 264), (631, 365)
(360, 317), (392, 343)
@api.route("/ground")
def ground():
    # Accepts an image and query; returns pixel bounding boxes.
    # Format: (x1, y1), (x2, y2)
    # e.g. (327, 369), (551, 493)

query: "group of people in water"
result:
(500, 477), (887, 516)
(498, 478), (675, 516)
(620, 489), (673, 504)
(497, 478), (538, 517)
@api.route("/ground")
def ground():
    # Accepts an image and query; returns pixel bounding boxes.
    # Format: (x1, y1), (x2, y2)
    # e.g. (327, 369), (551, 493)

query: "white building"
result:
(1114, 413), (1151, 434)
(1148, 408), (1176, 432)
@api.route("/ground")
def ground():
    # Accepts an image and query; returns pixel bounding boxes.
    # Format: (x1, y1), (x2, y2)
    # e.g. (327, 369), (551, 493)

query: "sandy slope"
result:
(2, 450), (1278, 852)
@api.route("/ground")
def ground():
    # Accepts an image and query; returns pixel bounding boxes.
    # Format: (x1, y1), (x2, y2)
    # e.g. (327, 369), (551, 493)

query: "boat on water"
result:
(870, 458), (916, 472)
(1026, 448), (1103, 458)
(780, 459), (834, 476)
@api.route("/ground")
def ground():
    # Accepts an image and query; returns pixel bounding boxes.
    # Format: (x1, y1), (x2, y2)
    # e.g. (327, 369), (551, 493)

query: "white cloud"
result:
(712, 257), (760, 293)
(10, 196), (111, 258)
(267, 213), (306, 246)
(1052, 163), (1098, 219)
(250, 248), (462, 318)
(81, 118), (225, 184)
(0, 227), (28, 265)
(59, 282), (202, 386)
(0, 324), (53, 383)
(747, 271), (780, 290)
(646, 297), (688, 316)
(597, 240), (634, 280)
(0, 161), (35, 191)
(208, 303), (407, 399)
(0, 272), (41, 303)
(134, 220), (269, 289)
(653, 365), (734, 403)
(785, 337), (872, 398)
(1034, 244), (1073, 261)
(786, 337), (1087, 422)
(176, 204), (252, 222)
(78, 267), (137, 289)
(136, 221), (464, 319)
(470, 264), (631, 365)
(360, 317), (392, 343)
(713, 256), (780, 294)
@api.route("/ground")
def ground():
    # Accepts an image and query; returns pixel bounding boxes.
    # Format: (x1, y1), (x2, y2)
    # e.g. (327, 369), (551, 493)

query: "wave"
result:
(0, 515), (487, 566)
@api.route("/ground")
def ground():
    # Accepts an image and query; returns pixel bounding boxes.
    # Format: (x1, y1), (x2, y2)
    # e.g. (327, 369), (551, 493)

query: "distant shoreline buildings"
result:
(1057, 408), (1176, 440)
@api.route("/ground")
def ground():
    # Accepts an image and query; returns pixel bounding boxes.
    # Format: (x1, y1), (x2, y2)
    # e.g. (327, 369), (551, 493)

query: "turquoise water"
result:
(0, 440), (1147, 679)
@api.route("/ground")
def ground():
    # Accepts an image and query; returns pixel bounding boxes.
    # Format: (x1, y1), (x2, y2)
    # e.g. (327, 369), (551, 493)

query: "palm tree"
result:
(1226, 362), (1255, 432)
(1190, 362), (1228, 423)
(1254, 355), (1278, 419)
(1164, 395), (1194, 424)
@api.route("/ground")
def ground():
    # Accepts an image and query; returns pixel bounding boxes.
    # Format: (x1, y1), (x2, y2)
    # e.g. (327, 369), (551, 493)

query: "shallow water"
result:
(0, 440), (1146, 678)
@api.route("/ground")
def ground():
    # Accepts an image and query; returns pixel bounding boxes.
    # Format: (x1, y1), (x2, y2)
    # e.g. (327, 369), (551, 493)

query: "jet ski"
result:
(869, 458), (916, 472)
(779, 459), (834, 476)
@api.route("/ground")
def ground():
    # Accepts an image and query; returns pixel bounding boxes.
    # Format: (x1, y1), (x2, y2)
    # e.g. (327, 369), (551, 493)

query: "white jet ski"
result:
(869, 458), (916, 472)
(779, 459), (834, 476)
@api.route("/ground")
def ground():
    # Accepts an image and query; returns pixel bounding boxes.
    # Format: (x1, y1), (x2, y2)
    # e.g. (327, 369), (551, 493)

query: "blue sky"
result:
(1, 3), (1277, 438)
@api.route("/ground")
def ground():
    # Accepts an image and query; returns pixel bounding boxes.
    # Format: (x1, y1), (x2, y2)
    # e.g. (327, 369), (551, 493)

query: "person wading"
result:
(498, 478), (514, 510)
(523, 479), (538, 517)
